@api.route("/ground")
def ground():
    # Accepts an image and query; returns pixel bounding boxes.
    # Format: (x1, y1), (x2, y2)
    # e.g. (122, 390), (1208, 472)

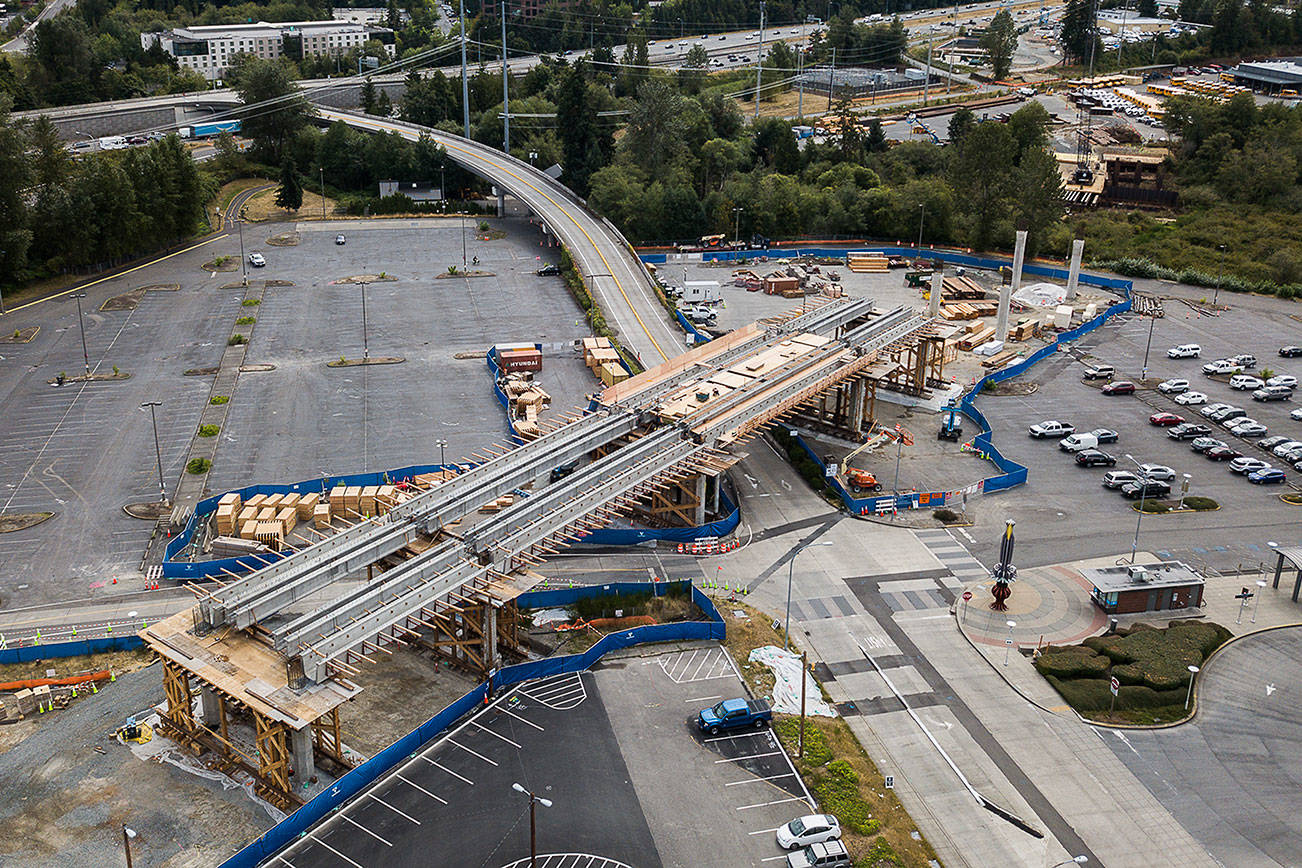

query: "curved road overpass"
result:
(315, 107), (682, 366)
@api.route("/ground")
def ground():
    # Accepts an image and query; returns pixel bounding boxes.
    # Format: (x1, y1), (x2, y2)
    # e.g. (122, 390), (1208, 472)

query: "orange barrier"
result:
(0, 670), (111, 691)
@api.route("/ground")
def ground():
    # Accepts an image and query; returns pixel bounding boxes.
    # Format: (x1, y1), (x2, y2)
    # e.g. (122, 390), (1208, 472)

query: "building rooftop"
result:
(171, 19), (382, 37)
(1082, 561), (1205, 594)
(1231, 59), (1302, 84)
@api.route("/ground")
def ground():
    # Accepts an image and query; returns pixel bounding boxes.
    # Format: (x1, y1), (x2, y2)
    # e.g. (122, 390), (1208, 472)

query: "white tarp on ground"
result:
(747, 645), (837, 717)
(1012, 281), (1067, 308)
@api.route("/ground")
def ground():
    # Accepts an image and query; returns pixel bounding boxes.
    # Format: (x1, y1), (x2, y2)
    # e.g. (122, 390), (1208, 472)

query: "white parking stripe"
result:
(499, 707), (545, 730)
(687, 650), (714, 681)
(471, 721), (522, 748)
(704, 732), (767, 744)
(396, 773), (447, 804)
(366, 792), (421, 824)
(748, 827), (783, 836)
(715, 751), (782, 764)
(341, 813), (392, 846)
(724, 772), (798, 786)
(685, 695), (722, 703)
(424, 757), (473, 784)
(761, 855), (789, 862)
(448, 739), (499, 766)
(310, 835), (363, 867)
(271, 854), (296, 866)
(737, 796), (807, 811)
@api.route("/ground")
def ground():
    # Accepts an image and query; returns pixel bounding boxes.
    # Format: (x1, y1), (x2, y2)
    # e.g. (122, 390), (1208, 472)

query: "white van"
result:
(1059, 432), (1098, 453)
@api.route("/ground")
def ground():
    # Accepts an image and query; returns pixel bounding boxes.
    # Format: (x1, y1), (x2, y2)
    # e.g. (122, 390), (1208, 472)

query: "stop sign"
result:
(962, 590), (973, 601)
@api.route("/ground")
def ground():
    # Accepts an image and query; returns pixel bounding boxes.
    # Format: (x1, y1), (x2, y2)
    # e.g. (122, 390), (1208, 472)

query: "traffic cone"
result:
(111, 578), (117, 584)
(91, 684), (98, 693)
(110, 672), (116, 682)
(37, 703), (44, 714)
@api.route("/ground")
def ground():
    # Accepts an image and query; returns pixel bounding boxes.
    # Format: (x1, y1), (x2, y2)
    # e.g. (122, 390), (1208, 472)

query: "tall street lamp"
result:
(1122, 453), (1150, 564)
(732, 206), (744, 244)
(140, 401), (167, 505)
(319, 167), (327, 220)
(1184, 664), (1199, 710)
(1050, 858), (1089, 867)
(1003, 619), (1017, 665)
(511, 782), (552, 868)
(1140, 312), (1156, 381)
(359, 280), (370, 362)
(785, 540), (834, 651)
(71, 292), (90, 376)
(435, 438), (448, 468)
(122, 825), (138, 868)
(916, 203), (926, 255)
(1214, 244), (1226, 306)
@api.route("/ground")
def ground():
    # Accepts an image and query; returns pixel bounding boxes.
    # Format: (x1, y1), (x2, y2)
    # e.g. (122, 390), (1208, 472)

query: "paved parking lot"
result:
(273, 644), (813, 868)
(968, 299), (1302, 572)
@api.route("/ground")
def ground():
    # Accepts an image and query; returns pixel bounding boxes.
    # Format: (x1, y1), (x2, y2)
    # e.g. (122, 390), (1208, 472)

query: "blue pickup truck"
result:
(696, 697), (772, 734)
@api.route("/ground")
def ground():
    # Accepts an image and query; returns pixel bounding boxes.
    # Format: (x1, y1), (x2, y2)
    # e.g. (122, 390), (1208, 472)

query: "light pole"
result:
(1253, 577), (1266, 623)
(140, 401), (167, 504)
(1140, 312), (1155, 381)
(1050, 858), (1088, 867)
(435, 438), (448, 468)
(359, 280), (370, 361)
(461, 211), (468, 269)
(1214, 243), (1226, 306)
(1184, 664), (1199, 710)
(1123, 454), (1148, 563)
(528, 151), (538, 167)
(220, 205), (249, 286)
(785, 540), (834, 651)
(511, 782), (552, 868)
(122, 825), (137, 868)
(732, 206), (744, 244)
(71, 292), (90, 376)
(319, 167), (327, 220)
(916, 203), (926, 255)
(1003, 619), (1017, 665)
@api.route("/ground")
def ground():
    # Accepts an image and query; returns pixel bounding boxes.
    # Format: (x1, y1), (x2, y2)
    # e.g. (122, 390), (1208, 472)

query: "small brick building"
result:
(1085, 562), (1205, 615)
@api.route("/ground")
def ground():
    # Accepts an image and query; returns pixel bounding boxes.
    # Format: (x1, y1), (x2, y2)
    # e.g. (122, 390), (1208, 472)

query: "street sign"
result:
(1236, 587), (1253, 600)
(1004, 637), (1013, 646)
(962, 591), (973, 601)
(1110, 676), (1120, 696)
(884, 775), (895, 789)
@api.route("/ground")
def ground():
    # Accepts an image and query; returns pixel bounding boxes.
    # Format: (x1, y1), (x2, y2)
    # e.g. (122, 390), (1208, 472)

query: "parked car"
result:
(1279, 346), (1302, 358)
(1210, 406), (1245, 423)
(1253, 385), (1293, 402)
(1138, 463), (1176, 481)
(1231, 420), (1269, 438)
(1232, 353), (1258, 368)
(682, 305), (718, 325)
(1102, 380), (1136, 395)
(1230, 456), (1271, 474)
(1122, 480), (1172, 499)
(786, 840), (853, 868)
(1082, 364), (1116, 380)
(1158, 378), (1189, 394)
(1167, 344), (1201, 359)
(696, 697), (771, 734)
(1101, 470), (1140, 489)
(1149, 412), (1184, 427)
(1259, 436), (1292, 451)
(1230, 374), (1265, 391)
(1191, 437), (1228, 453)
(1205, 445), (1242, 461)
(334, 234), (346, 245)
(1291, 407), (1302, 421)
(1029, 420), (1074, 438)
(777, 815), (843, 850)
(1293, 458), (1302, 473)
(1090, 427), (1119, 444)
(1273, 440), (1302, 457)
(1278, 445), (1302, 463)
(536, 263), (560, 276)
(1249, 468), (1287, 484)
(1076, 449), (1117, 467)
(1174, 391), (1208, 406)
(1059, 433), (1098, 453)
(1203, 359), (1244, 375)
(1200, 402), (1233, 418)
(248, 252), (266, 267)
(1167, 423), (1211, 440)
(1267, 375), (1297, 388)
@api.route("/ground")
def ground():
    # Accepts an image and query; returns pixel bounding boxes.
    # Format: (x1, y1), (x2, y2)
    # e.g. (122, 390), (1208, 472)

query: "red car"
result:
(1205, 445), (1242, 461)
(1102, 381), (1137, 395)
(1149, 412), (1184, 426)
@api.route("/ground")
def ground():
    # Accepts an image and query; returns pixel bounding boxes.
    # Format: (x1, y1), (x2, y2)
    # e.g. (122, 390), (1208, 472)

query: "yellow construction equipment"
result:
(117, 721), (153, 745)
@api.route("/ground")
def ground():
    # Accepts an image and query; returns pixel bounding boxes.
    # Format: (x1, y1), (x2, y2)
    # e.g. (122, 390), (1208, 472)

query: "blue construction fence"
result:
(0, 635), (144, 664)
(674, 309), (714, 343)
(788, 429), (951, 515)
(218, 580), (723, 868)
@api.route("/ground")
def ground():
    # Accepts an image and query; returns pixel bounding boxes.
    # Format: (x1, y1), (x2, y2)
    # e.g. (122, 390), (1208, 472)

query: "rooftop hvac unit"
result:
(1127, 564), (1150, 583)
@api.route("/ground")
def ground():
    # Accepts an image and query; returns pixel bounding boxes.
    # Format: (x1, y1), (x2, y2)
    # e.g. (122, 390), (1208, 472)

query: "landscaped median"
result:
(720, 600), (937, 867)
(1034, 620), (1232, 726)
(1129, 496), (1219, 514)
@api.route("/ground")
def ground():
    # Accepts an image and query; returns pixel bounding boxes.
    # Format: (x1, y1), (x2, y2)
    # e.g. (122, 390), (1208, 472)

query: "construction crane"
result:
(836, 425), (911, 492)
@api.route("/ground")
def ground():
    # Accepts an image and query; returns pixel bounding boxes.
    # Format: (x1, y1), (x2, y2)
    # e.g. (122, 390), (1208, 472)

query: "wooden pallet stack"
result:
(847, 252), (890, 273)
(957, 321), (996, 351)
(942, 275), (987, 299)
(214, 492), (242, 536)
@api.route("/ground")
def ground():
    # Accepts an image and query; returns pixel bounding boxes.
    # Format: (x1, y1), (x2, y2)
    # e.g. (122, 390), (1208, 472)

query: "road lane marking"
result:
(685, 694), (722, 703)
(499, 707), (545, 730)
(341, 813), (392, 846)
(424, 757), (474, 784)
(725, 772), (798, 786)
(310, 835), (363, 867)
(748, 827), (782, 836)
(471, 721), (522, 748)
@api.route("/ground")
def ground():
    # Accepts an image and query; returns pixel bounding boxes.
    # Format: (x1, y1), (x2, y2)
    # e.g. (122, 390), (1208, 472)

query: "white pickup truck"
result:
(1029, 420), (1075, 438)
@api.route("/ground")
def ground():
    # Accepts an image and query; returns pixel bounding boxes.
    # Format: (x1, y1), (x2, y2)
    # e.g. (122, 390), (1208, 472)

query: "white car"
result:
(1291, 407), (1302, 421)
(777, 814), (843, 850)
(1268, 375), (1298, 388)
(1203, 359), (1245, 375)
(1273, 440), (1302, 457)
(1200, 402), (1233, 418)
(1229, 456), (1271, 474)
(1230, 375), (1265, 391)
(1167, 344), (1201, 359)
(1029, 420), (1075, 438)
(1231, 420), (1269, 438)
(248, 252), (266, 267)
(1158, 378), (1189, 394)
(1174, 391), (1208, 406)
(1138, 463), (1176, 482)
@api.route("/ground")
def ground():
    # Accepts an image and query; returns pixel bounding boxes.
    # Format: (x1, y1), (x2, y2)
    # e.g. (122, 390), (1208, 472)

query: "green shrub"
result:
(776, 718), (832, 766)
(1046, 675), (1113, 711)
(186, 457), (211, 474)
(1181, 496), (1218, 511)
(859, 838), (904, 867)
(198, 424), (220, 437)
(932, 508), (960, 523)
(210, 395), (230, 405)
(1035, 646), (1110, 679)
(477, 220), (489, 231)
(236, 315), (256, 325)
(241, 298), (260, 307)
(1132, 499), (1169, 513)
(228, 334), (248, 345)
(809, 760), (879, 835)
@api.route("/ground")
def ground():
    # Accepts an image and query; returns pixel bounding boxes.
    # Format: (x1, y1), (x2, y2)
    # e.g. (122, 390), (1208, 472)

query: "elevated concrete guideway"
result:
(316, 107), (684, 367)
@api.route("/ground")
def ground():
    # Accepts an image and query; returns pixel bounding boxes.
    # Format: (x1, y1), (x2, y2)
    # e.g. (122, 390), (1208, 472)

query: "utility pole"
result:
(923, 27), (933, 107)
(501, 2), (510, 153)
(459, 0), (471, 138)
(319, 167), (326, 220)
(797, 35), (804, 117)
(732, 206), (743, 243)
(140, 401), (167, 505)
(827, 47), (836, 112)
(754, 1), (766, 120)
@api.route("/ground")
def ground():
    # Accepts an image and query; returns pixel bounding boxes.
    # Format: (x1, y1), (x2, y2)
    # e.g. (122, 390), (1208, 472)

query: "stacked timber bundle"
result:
(846, 252), (889, 273)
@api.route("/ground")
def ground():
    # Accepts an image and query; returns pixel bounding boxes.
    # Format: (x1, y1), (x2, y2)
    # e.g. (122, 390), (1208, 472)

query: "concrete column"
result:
(290, 726), (315, 782)
(482, 605), (499, 670)
(694, 474), (707, 527)
(708, 475), (720, 516)
(928, 270), (943, 318)
(200, 686), (221, 729)
(849, 379), (867, 436)
(996, 230), (1027, 342)
(1065, 238), (1085, 301)
(496, 190), (506, 218)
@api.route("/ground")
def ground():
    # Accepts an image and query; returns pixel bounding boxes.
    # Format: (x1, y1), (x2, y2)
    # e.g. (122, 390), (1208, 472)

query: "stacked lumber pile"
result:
(584, 337), (628, 387)
(847, 252), (889, 273)
(326, 484), (402, 520)
(479, 494), (516, 513)
(957, 325), (996, 351)
(942, 275), (986, 299)
(732, 269), (762, 290)
(981, 350), (1020, 369)
(1008, 318), (1039, 341)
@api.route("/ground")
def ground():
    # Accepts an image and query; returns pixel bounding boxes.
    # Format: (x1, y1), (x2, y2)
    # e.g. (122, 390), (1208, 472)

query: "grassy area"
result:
(243, 186), (339, 223)
(720, 600), (936, 867)
(212, 177), (270, 218)
(1035, 620), (1231, 725)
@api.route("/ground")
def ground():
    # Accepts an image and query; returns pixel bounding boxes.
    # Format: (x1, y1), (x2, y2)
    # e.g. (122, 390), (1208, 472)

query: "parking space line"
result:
(423, 757), (474, 784)
(396, 773), (447, 804)
(310, 835), (363, 867)
(471, 721), (522, 749)
(366, 792), (422, 824)
(270, 855), (296, 867)
(761, 855), (788, 862)
(748, 827), (783, 836)
(724, 772), (798, 787)
(715, 750), (783, 764)
(737, 796), (807, 811)
(499, 707), (545, 730)
(341, 813), (392, 846)
(447, 739), (499, 766)
(687, 650), (715, 681)
(704, 731), (769, 744)
(685, 694), (722, 703)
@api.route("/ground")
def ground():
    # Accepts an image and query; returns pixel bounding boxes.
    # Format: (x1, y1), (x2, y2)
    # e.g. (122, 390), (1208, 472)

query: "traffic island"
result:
(331, 274), (398, 285)
(1280, 493), (1302, 505)
(47, 370), (130, 385)
(0, 326), (39, 343)
(1034, 620), (1231, 727)
(123, 501), (170, 520)
(0, 512), (54, 533)
(265, 231), (300, 246)
(325, 356), (405, 368)
(435, 269), (495, 279)
(1129, 496), (1219, 514)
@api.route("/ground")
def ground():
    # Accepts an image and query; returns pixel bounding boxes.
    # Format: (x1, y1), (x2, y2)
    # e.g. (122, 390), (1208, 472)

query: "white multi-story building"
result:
(142, 20), (395, 81)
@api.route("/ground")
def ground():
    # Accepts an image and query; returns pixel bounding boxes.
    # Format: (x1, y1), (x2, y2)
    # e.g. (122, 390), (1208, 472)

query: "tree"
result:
(833, 96), (863, 164)
(950, 122), (1017, 250)
(0, 99), (31, 277)
(1138, 0), (1158, 17)
(376, 90), (392, 117)
(624, 80), (693, 176)
(230, 57), (312, 162)
(1011, 145), (1064, 258)
(981, 10), (1018, 80)
(556, 60), (603, 195)
(678, 44), (709, 94)
(948, 107), (976, 147)
(361, 77), (377, 113)
(865, 118), (888, 153)
(27, 17), (96, 106)
(276, 157), (303, 212)
(213, 131), (246, 176)
(1060, 0), (1097, 64)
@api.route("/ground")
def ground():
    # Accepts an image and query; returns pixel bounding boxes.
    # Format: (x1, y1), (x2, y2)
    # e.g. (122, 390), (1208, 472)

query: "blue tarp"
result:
(0, 635), (144, 664)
